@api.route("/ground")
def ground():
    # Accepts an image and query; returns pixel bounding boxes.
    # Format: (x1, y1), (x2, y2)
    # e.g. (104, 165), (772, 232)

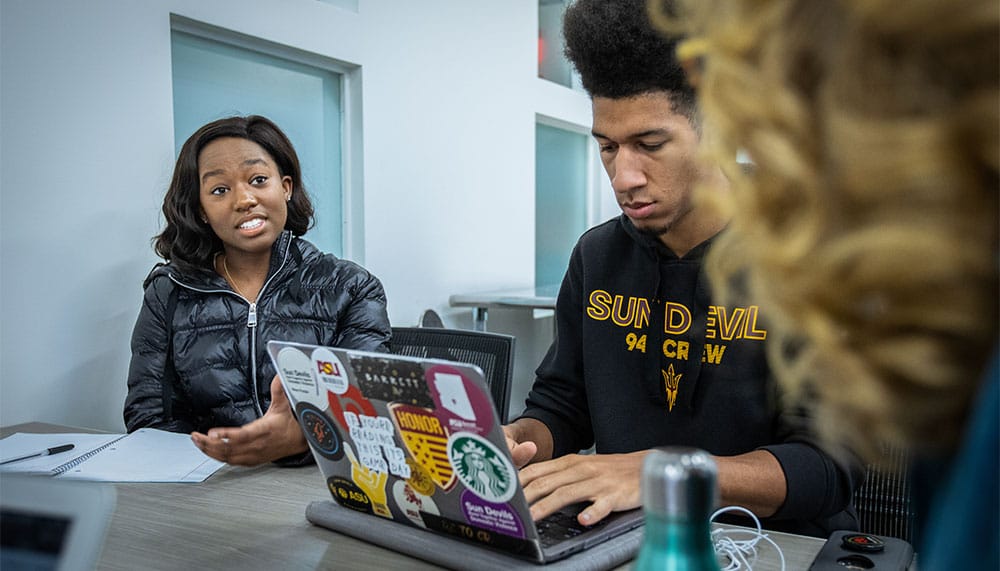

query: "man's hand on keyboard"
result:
(518, 450), (649, 525)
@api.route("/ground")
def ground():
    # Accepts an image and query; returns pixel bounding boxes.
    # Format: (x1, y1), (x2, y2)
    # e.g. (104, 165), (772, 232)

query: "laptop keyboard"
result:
(535, 506), (608, 548)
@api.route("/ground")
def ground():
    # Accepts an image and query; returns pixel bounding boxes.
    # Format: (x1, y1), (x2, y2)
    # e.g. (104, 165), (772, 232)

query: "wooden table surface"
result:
(2, 423), (828, 570)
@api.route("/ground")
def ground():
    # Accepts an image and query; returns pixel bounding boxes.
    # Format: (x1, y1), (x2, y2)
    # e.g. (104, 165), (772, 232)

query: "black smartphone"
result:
(808, 530), (914, 570)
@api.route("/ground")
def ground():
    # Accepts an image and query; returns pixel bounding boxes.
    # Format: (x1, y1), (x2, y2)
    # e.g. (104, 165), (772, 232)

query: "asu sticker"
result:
(389, 403), (456, 491)
(296, 402), (343, 461)
(311, 347), (349, 395)
(447, 432), (516, 504)
(328, 476), (373, 514)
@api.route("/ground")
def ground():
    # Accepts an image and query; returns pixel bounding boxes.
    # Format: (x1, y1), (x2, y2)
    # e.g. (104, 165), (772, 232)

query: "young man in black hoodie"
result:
(503, 0), (859, 538)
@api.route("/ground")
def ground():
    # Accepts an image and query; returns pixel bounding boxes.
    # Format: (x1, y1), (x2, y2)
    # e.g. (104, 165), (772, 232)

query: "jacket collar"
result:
(148, 230), (299, 291)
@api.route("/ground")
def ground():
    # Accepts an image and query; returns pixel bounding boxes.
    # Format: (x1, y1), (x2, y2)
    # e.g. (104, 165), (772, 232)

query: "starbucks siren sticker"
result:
(447, 432), (516, 504)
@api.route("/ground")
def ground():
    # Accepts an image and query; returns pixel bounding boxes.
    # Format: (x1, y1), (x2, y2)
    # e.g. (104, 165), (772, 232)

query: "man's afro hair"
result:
(562, 0), (694, 109)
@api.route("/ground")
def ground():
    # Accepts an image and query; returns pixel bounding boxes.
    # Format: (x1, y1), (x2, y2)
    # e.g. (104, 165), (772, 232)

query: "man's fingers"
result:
(577, 497), (614, 526)
(510, 440), (537, 468)
(527, 480), (591, 521)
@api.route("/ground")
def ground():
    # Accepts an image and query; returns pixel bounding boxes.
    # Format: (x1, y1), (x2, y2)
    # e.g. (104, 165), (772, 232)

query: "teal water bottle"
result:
(633, 447), (720, 571)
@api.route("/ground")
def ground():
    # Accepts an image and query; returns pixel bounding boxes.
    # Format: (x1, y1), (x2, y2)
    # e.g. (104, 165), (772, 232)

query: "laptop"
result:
(0, 474), (116, 571)
(267, 341), (643, 564)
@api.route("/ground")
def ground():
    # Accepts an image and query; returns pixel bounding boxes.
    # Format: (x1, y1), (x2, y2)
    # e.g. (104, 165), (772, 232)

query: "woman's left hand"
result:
(191, 375), (307, 466)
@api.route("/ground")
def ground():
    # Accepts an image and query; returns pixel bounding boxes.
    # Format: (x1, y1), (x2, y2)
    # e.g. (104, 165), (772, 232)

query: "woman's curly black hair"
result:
(154, 115), (315, 274)
(562, 0), (695, 116)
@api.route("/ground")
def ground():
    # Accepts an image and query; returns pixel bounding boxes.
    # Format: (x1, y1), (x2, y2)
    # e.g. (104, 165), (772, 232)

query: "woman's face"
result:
(198, 137), (292, 258)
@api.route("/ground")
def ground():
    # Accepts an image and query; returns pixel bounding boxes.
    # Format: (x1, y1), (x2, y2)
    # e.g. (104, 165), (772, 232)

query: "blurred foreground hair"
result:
(653, 0), (999, 458)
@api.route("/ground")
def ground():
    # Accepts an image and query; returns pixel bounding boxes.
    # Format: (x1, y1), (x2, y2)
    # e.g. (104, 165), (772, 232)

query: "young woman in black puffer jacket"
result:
(124, 115), (391, 466)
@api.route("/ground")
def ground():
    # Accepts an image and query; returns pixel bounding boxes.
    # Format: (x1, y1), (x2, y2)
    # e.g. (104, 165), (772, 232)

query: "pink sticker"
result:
(426, 364), (495, 436)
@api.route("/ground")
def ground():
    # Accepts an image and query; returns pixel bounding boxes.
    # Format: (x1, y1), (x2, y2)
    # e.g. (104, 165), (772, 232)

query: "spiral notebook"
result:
(0, 428), (224, 482)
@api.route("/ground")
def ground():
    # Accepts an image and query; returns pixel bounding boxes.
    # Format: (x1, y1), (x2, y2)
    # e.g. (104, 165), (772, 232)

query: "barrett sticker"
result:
(447, 432), (516, 503)
(296, 402), (343, 461)
(353, 355), (433, 407)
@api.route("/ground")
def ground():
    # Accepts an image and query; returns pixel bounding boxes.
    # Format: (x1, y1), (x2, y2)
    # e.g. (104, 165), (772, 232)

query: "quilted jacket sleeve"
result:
(333, 266), (392, 353)
(123, 277), (196, 433)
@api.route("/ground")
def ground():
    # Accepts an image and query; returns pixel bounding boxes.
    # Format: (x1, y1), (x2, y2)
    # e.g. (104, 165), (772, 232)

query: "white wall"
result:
(0, 0), (614, 431)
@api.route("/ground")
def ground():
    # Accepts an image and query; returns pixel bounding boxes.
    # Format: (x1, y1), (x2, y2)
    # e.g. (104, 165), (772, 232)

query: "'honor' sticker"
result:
(276, 347), (327, 409)
(447, 432), (516, 504)
(311, 347), (350, 395)
(390, 403), (456, 491)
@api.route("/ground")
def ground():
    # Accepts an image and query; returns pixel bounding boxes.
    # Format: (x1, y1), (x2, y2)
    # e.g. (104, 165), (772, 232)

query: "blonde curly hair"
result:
(652, 0), (999, 459)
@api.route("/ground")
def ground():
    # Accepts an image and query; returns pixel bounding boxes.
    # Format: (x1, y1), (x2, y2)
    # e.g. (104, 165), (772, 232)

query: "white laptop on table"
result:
(1, 474), (116, 571)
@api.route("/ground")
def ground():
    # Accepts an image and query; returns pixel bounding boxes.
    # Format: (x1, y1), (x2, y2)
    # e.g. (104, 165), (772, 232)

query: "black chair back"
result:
(854, 445), (916, 542)
(389, 327), (515, 423)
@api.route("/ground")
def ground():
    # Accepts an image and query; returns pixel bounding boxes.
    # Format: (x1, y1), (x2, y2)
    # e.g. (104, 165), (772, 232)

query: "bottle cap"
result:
(642, 447), (718, 518)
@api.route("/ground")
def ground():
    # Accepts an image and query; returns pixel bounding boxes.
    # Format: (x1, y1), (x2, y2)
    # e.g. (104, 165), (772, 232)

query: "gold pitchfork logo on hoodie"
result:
(662, 364), (683, 412)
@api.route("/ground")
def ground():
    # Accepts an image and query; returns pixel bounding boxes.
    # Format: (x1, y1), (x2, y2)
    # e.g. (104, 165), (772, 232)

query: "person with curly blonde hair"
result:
(654, 0), (998, 565)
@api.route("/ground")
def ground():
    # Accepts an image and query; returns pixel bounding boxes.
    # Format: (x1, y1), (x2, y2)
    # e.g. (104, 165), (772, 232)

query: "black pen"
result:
(0, 444), (75, 465)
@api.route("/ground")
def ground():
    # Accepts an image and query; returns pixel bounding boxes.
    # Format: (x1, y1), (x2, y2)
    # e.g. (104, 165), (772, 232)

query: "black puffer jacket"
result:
(124, 231), (391, 434)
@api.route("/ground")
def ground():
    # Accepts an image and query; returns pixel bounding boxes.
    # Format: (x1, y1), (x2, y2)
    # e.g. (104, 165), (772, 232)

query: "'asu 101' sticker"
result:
(296, 402), (344, 461)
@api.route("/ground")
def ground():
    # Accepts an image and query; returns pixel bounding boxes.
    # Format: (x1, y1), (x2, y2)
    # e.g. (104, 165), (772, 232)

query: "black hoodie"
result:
(519, 215), (859, 537)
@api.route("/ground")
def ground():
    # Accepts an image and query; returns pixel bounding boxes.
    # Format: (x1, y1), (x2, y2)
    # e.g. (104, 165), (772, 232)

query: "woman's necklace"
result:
(221, 254), (255, 302)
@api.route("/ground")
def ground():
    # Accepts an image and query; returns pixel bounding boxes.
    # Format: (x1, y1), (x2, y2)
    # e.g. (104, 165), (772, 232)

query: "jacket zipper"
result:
(168, 236), (295, 418)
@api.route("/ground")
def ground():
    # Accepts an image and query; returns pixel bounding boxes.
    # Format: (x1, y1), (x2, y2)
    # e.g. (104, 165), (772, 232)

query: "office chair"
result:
(853, 445), (916, 542)
(417, 309), (445, 328)
(389, 326), (515, 423)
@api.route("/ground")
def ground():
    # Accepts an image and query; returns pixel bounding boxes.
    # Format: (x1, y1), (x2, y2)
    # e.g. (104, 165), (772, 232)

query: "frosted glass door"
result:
(171, 32), (343, 256)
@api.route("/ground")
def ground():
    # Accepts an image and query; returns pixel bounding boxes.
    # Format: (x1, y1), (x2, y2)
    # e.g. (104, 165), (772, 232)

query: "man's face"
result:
(591, 92), (705, 241)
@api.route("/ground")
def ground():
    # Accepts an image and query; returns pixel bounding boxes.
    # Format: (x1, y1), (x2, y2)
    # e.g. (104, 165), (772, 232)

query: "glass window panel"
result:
(535, 123), (588, 288)
(538, 0), (582, 91)
(171, 31), (344, 256)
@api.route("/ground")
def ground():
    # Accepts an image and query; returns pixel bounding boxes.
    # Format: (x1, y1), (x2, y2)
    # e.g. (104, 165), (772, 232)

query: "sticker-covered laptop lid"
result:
(267, 341), (545, 561)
